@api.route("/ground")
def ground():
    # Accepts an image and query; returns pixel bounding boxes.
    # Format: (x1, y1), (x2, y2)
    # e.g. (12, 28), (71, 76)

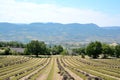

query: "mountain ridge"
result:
(0, 22), (120, 43)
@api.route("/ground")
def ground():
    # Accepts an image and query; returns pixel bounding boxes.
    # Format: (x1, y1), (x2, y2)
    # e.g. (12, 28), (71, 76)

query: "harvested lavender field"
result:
(0, 55), (120, 80)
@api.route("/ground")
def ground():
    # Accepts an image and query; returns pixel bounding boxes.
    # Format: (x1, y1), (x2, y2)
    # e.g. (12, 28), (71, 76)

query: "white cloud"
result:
(0, 0), (120, 26)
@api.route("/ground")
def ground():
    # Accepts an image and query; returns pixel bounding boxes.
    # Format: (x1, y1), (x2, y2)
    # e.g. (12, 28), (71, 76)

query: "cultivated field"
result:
(0, 56), (120, 80)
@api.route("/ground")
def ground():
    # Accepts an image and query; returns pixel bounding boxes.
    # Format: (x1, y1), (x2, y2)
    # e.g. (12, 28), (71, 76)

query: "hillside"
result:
(0, 22), (120, 43)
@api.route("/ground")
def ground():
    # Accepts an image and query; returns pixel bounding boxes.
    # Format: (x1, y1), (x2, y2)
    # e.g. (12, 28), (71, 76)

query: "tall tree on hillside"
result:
(25, 40), (46, 57)
(86, 41), (102, 58)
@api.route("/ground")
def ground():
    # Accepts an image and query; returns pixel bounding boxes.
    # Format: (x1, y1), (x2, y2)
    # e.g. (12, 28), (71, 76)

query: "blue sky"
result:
(0, 0), (120, 26)
(16, 0), (120, 14)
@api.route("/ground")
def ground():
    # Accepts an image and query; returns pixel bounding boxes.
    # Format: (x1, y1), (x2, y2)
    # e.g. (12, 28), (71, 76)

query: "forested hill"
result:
(0, 22), (120, 43)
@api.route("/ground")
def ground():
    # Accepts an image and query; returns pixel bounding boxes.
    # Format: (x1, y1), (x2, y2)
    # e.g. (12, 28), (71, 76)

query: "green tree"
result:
(102, 44), (112, 58)
(72, 48), (85, 57)
(72, 47), (86, 57)
(25, 40), (46, 57)
(51, 45), (63, 55)
(86, 41), (102, 58)
(61, 49), (68, 56)
(109, 46), (115, 57)
(0, 41), (26, 48)
(115, 44), (120, 58)
(4, 48), (10, 55)
(45, 47), (51, 55)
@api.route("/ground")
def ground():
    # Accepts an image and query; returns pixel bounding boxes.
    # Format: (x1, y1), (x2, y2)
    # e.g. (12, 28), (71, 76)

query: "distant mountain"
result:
(0, 22), (120, 43)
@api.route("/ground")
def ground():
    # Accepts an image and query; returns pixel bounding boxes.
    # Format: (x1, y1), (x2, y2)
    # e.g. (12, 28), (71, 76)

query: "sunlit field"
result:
(0, 55), (120, 80)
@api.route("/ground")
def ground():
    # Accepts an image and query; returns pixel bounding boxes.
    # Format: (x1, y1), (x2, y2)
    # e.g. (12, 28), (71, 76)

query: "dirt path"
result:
(36, 58), (53, 80)
(53, 58), (63, 80)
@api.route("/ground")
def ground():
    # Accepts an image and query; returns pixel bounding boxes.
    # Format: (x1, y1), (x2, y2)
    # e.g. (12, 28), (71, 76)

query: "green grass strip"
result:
(46, 59), (55, 80)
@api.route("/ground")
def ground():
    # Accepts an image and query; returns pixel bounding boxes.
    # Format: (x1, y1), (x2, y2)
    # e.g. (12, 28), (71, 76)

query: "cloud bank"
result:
(0, 0), (120, 26)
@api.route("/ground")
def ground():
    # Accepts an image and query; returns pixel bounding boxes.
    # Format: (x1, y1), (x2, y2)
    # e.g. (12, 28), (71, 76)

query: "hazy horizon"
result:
(1, 22), (120, 27)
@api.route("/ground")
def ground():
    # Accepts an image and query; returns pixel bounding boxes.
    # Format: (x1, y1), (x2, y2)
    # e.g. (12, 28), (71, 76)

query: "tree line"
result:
(72, 41), (120, 58)
(0, 41), (25, 48)
(0, 41), (25, 55)
(0, 40), (120, 58)
(0, 40), (66, 56)
(24, 40), (67, 57)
